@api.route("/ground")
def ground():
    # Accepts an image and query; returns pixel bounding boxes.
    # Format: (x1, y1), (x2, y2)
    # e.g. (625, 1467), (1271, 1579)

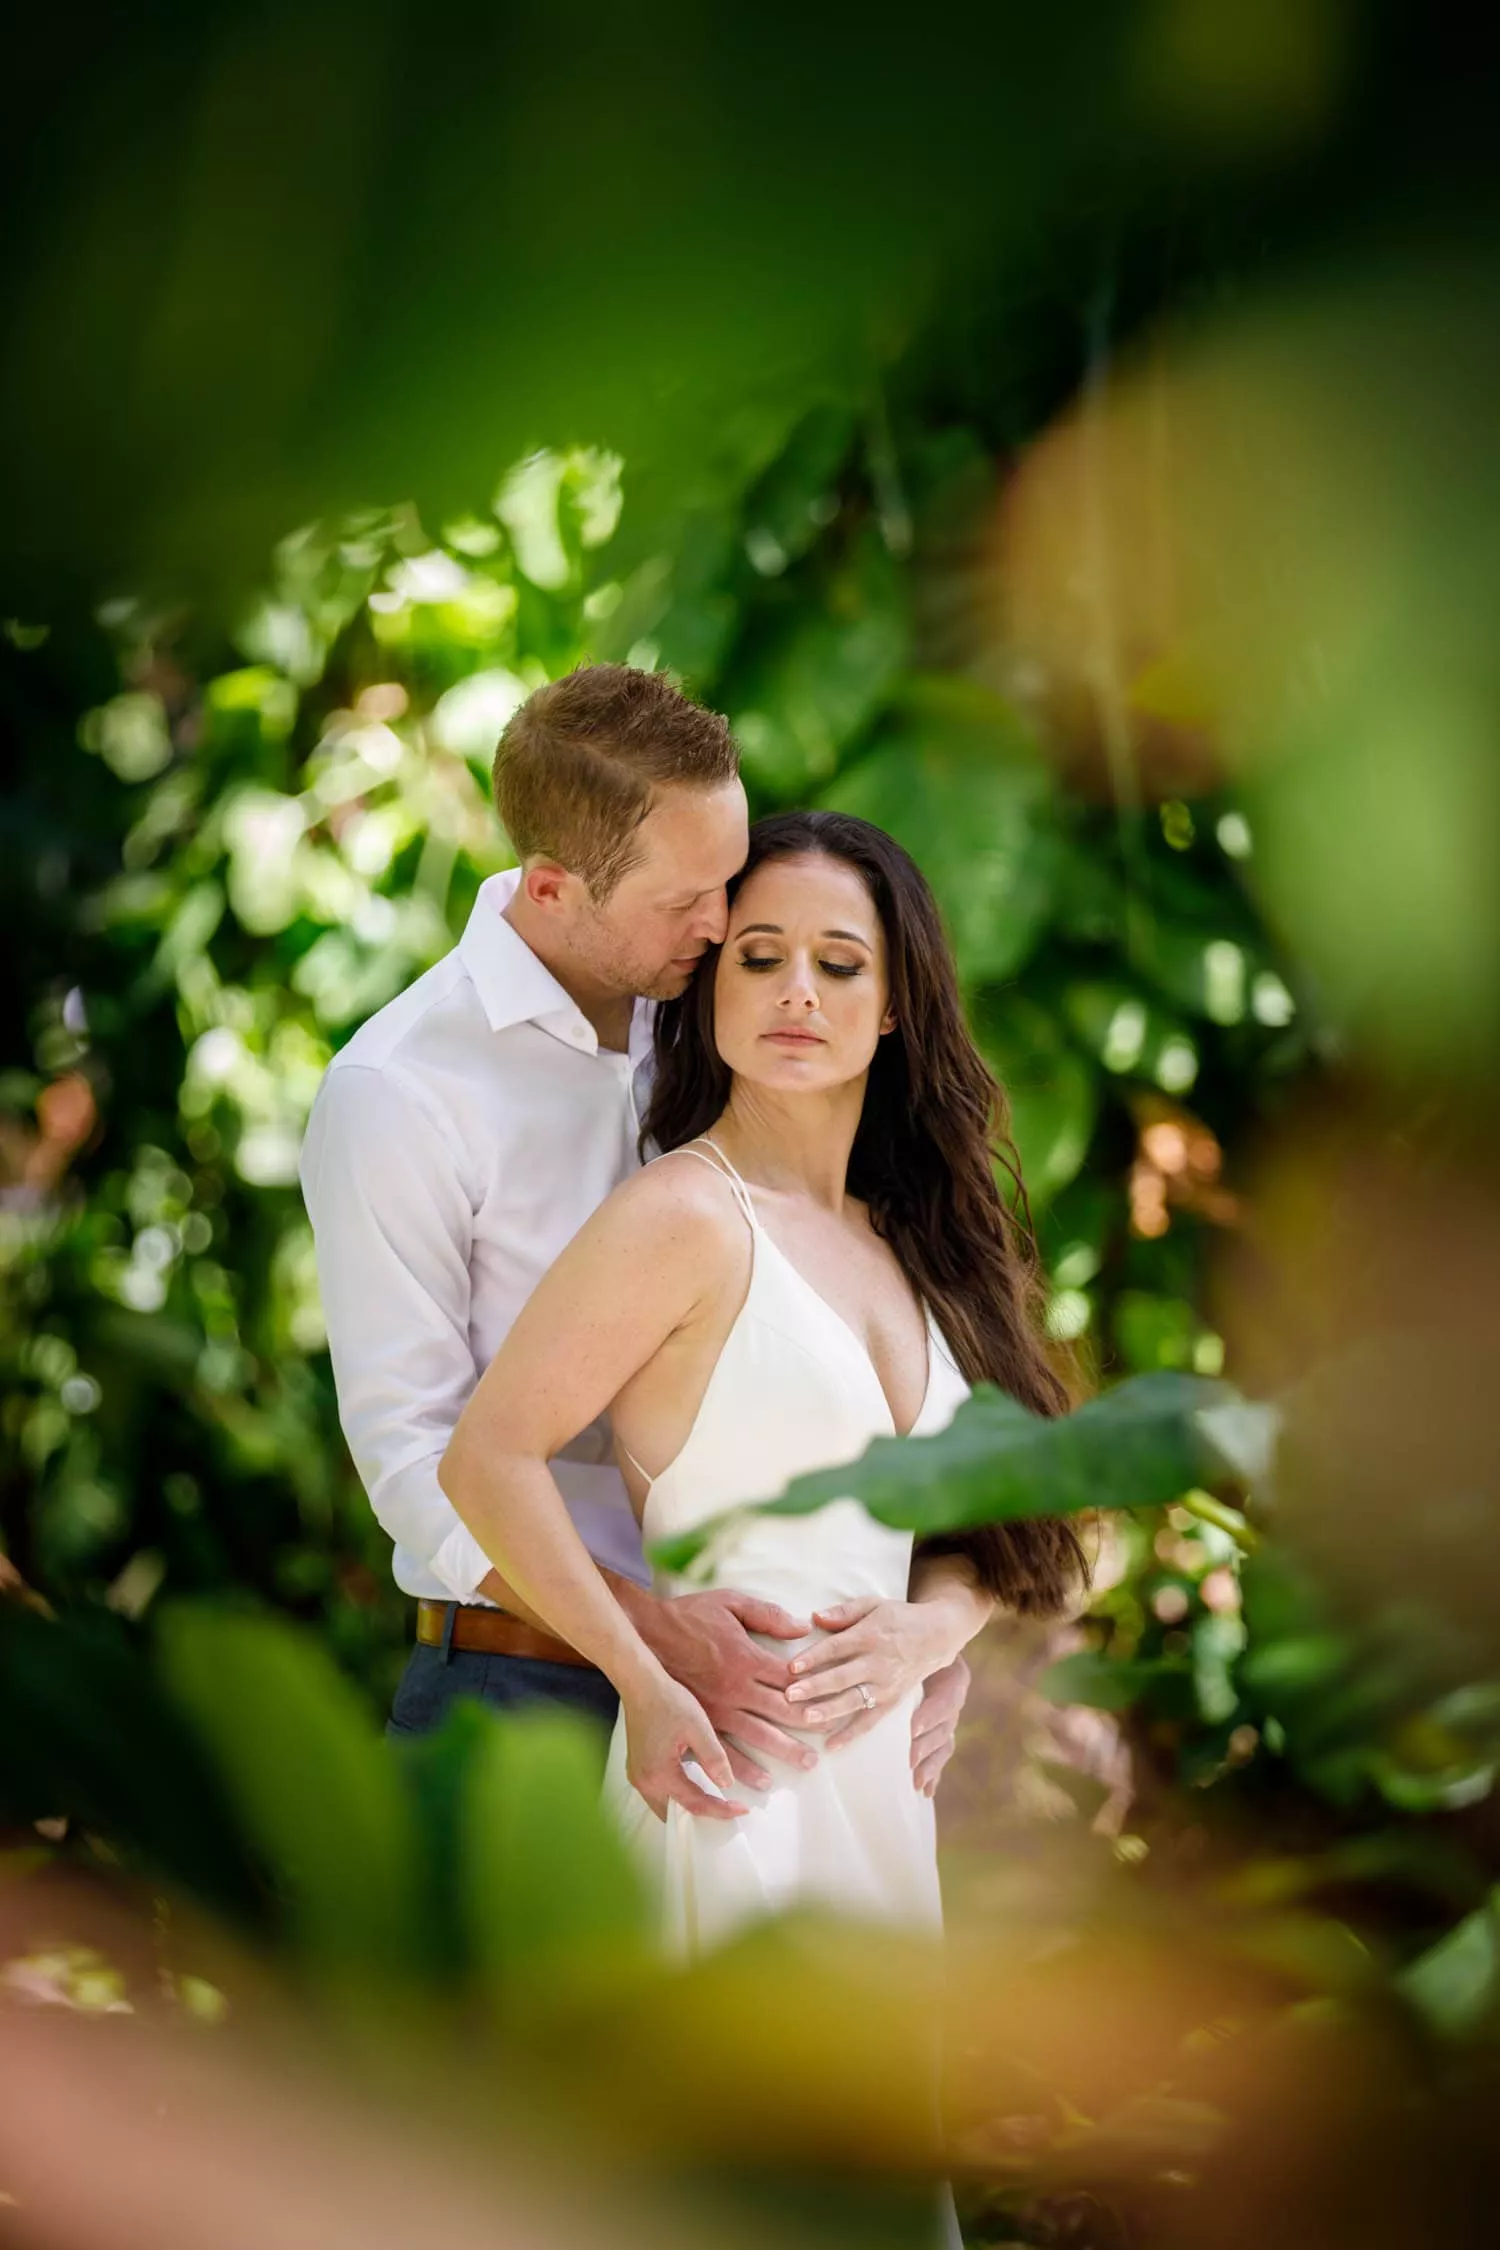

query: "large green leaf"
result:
(1400, 1886), (1500, 2039)
(459, 1703), (652, 2011)
(822, 686), (1059, 983)
(649, 1371), (1256, 1574)
(727, 530), (908, 797)
(740, 405), (856, 573)
(973, 990), (1097, 1205)
(156, 1603), (422, 1975)
(0, 1605), (264, 1927)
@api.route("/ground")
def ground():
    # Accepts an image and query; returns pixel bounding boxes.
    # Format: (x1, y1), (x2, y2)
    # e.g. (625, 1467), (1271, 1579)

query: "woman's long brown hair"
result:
(642, 809), (1089, 1616)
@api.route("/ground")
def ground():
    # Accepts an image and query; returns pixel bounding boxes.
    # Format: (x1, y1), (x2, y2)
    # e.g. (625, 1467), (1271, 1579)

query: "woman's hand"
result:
(784, 1597), (962, 1750)
(621, 1666), (751, 1824)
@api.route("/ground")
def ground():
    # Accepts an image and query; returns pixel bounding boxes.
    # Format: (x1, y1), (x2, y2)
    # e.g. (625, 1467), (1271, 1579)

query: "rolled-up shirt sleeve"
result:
(300, 1061), (494, 1600)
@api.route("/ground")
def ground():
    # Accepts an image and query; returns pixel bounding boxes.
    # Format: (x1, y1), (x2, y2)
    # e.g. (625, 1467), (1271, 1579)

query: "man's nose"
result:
(694, 889), (729, 946)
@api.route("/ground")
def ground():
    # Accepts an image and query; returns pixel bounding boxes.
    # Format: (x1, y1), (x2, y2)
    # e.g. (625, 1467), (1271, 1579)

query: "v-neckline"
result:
(757, 1228), (935, 1441)
(691, 1135), (935, 1440)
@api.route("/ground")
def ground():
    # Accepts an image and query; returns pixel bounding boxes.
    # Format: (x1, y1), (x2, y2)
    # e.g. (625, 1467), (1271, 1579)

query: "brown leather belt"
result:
(415, 1598), (599, 1670)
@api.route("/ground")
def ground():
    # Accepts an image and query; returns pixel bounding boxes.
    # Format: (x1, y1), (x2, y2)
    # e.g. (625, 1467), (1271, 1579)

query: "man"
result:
(301, 663), (969, 1797)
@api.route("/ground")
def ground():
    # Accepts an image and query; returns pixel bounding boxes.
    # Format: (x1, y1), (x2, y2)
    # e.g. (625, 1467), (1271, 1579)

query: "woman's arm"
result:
(438, 1164), (746, 1821)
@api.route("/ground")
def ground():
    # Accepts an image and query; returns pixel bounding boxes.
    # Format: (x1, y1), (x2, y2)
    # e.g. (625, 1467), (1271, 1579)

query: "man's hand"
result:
(623, 1586), (816, 1792)
(909, 1653), (971, 1797)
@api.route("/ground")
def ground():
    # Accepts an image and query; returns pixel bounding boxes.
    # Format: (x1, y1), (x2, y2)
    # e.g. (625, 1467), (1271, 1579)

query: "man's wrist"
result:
(604, 1570), (664, 1646)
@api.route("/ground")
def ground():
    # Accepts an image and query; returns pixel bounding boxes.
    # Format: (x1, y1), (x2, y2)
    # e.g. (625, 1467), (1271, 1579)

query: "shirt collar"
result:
(628, 997), (657, 1071)
(459, 869), (653, 1058)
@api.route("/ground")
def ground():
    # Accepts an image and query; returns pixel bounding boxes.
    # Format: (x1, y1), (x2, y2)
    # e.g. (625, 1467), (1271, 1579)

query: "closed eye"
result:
(737, 953), (862, 977)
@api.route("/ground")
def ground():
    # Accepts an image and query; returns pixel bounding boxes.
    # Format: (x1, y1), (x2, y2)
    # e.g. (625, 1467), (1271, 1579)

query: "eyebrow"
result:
(735, 922), (872, 947)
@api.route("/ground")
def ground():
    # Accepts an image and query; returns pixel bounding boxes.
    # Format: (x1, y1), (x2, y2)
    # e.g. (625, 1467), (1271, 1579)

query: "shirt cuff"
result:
(427, 1519), (496, 1604)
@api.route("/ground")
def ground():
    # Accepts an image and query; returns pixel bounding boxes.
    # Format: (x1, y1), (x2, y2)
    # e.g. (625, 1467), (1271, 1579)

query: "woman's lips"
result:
(763, 1029), (824, 1047)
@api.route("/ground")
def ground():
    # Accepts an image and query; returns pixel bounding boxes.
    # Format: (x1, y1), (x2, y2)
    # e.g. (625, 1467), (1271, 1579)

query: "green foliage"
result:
(157, 1603), (425, 1975)
(7, 290), (1497, 2245)
(648, 1371), (1259, 1576)
(453, 1704), (653, 2011)
(0, 1602), (265, 1928)
(2, 416), (1307, 1691)
(1401, 1888), (1500, 2040)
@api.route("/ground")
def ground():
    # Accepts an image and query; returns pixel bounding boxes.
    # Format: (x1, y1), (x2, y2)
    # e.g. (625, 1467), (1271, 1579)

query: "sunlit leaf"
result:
(649, 1371), (1249, 1573)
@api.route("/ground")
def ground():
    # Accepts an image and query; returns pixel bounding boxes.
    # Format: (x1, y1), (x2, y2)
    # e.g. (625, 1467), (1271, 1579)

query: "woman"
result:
(440, 810), (1085, 1952)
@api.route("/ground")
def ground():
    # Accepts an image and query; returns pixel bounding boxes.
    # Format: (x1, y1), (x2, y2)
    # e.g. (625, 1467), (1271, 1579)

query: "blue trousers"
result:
(386, 1618), (620, 1742)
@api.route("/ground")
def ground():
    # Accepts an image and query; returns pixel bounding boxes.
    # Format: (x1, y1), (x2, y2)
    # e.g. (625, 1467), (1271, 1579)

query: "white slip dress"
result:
(601, 1137), (972, 1958)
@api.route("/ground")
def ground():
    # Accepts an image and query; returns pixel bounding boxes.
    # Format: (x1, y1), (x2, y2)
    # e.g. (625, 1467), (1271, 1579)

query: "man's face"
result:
(575, 779), (750, 1001)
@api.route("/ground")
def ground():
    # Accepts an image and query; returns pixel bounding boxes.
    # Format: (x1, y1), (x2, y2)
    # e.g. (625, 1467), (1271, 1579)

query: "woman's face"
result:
(712, 852), (895, 1096)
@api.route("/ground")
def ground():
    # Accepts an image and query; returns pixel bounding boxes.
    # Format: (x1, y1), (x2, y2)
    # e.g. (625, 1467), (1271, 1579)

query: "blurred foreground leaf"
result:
(1400, 1887), (1500, 2041)
(1037, 1649), (1196, 1717)
(156, 1603), (421, 1974)
(649, 1372), (1259, 1573)
(0, 1605), (263, 1925)
(456, 1703), (652, 2008)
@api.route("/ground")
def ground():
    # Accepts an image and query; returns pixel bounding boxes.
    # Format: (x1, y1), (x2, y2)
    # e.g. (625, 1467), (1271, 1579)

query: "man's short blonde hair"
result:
(492, 664), (738, 899)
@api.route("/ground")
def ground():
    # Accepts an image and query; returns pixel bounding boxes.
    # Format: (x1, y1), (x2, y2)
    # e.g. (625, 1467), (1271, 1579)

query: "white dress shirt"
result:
(299, 868), (654, 1604)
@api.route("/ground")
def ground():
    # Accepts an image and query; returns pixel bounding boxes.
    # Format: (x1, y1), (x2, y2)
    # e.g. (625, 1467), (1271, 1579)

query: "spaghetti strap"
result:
(617, 1435), (655, 1488)
(666, 1138), (761, 1232)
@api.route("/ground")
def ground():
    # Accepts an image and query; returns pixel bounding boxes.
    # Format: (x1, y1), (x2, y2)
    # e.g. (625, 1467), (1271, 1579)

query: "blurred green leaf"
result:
(156, 1602), (421, 1974)
(824, 689), (1058, 983)
(650, 1371), (1249, 1573)
(459, 1704), (651, 2009)
(974, 992), (1098, 1205)
(1400, 1887), (1500, 2039)
(1037, 1648), (1196, 1717)
(1062, 977), (1200, 1096)
(728, 531), (907, 797)
(740, 405), (855, 573)
(0, 1606), (264, 1925)
(1114, 1290), (1200, 1373)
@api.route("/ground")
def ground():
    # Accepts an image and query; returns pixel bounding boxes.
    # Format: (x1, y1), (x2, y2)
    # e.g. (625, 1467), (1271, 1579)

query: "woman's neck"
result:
(709, 1081), (867, 1212)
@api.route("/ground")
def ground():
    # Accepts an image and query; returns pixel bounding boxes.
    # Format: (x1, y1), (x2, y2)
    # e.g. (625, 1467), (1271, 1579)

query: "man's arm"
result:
(301, 1061), (501, 1601)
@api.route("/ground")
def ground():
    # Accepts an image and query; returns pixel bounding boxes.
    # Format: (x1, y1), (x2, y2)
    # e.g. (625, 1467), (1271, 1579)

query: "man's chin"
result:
(639, 964), (699, 1003)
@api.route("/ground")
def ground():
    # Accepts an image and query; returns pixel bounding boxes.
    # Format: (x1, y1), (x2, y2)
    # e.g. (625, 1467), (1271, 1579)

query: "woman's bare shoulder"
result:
(592, 1147), (748, 1262)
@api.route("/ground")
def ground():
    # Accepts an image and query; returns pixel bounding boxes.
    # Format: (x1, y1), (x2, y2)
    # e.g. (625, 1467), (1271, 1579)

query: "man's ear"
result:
(522, 860), (571, 911)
